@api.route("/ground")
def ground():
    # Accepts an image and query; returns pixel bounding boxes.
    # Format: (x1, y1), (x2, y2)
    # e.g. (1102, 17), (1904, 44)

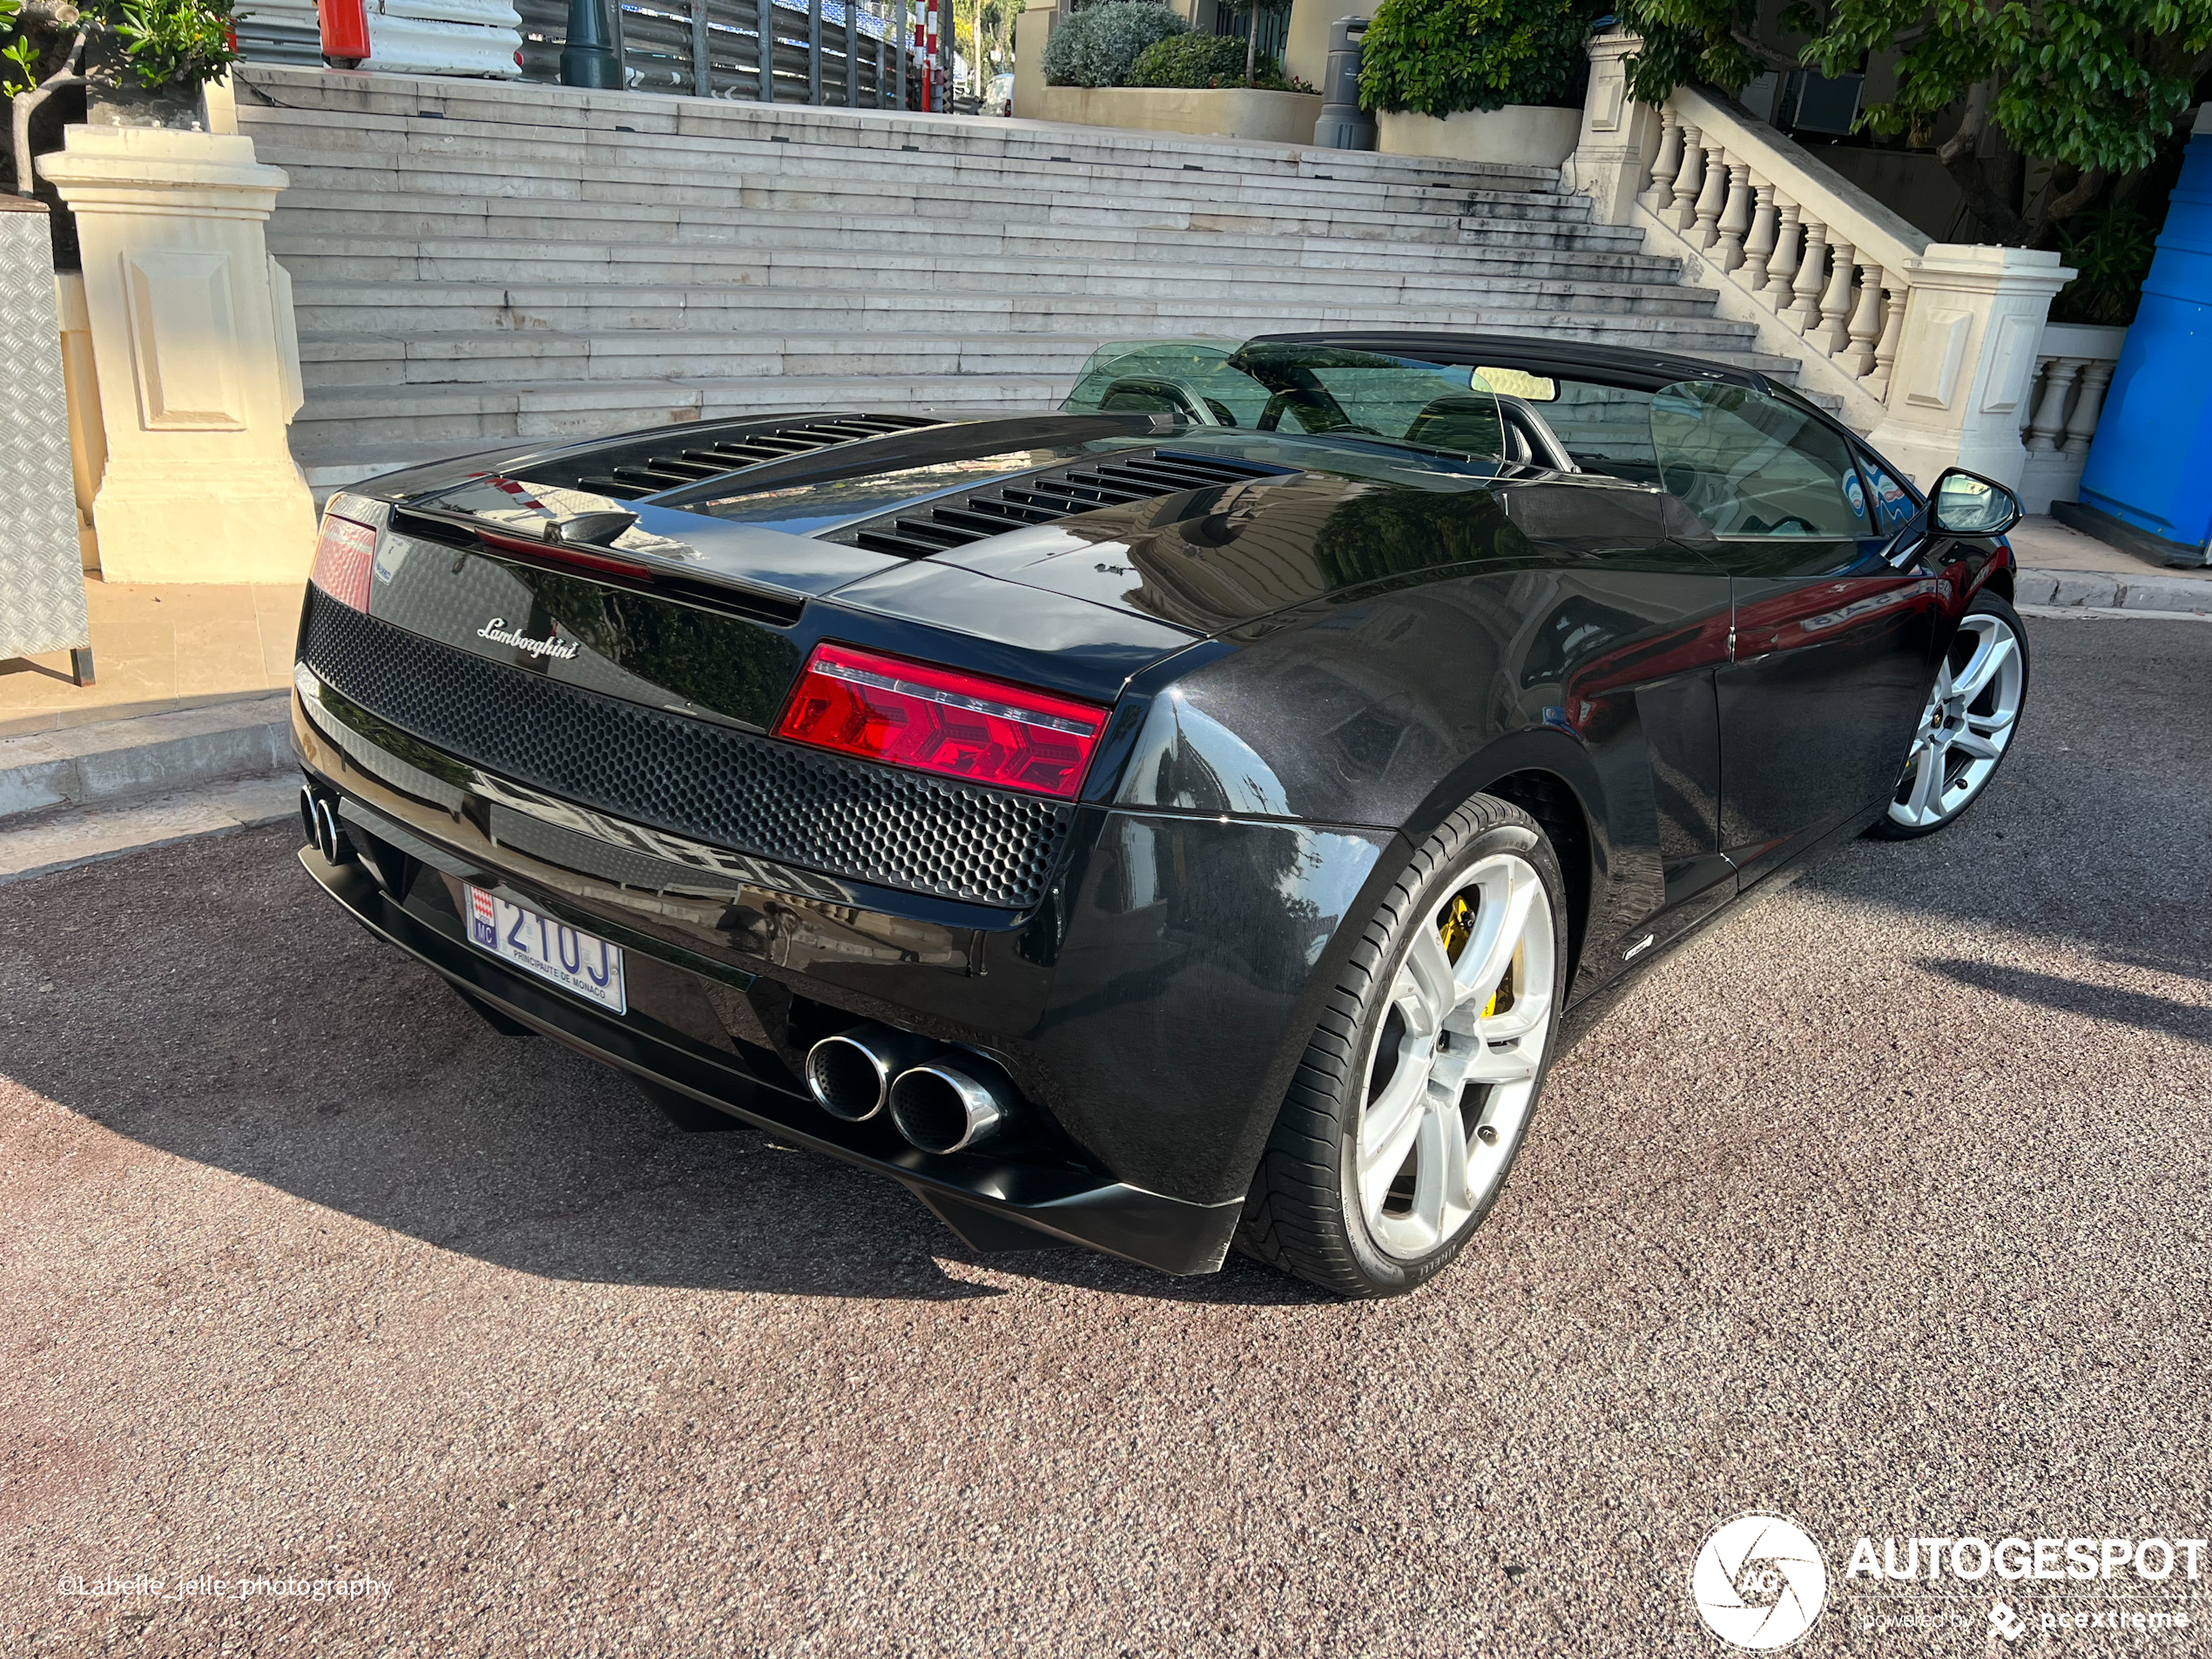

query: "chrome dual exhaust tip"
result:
(805, 1023), (936, 1123)
(888, 1062), (1011, 1155)
(300, 784), (353, 866)
(805, 1027), (1016, 1153)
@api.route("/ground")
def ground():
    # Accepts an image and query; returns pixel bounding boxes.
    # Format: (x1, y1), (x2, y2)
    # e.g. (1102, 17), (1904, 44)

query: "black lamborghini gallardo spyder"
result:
(291, 332), (2029, 1296)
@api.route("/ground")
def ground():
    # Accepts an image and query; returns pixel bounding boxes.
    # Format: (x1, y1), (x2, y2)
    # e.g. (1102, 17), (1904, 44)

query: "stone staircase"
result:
(235, 64), (1793, 486)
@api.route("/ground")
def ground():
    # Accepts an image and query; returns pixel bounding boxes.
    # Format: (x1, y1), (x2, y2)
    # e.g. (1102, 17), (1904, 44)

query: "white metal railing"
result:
(1631, 84), (1929, 426)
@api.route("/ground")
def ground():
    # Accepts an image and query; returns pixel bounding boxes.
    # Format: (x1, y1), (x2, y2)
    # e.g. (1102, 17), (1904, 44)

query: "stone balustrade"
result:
(2016, 324), (2127, 514)
(1634, 92), (1925, 421)
(1568, 37), (2078, 491)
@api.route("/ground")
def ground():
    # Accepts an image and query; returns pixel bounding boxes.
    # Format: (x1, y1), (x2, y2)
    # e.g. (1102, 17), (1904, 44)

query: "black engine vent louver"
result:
(570, 415), (945, 501)
(840, 448), (1298, 559)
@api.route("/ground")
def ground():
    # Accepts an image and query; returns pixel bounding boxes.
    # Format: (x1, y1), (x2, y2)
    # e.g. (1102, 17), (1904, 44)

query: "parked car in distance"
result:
(289, 333), (2027, 1296)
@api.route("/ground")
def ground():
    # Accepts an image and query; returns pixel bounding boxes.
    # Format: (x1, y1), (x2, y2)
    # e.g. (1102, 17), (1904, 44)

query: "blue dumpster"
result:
(2075, 106), (2212, 559)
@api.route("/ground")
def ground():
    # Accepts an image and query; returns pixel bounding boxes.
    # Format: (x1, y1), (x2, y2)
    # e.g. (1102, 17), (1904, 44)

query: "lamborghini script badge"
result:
(477, 618), (579, 661)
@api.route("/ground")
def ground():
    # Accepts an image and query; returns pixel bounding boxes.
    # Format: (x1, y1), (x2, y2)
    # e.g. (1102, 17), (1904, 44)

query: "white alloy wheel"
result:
(1354, 851), (1557, 1261)
(1887, 610), (2027, 831)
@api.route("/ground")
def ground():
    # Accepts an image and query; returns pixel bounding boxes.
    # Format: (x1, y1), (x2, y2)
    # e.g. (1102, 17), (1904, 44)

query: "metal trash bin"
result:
(1313, 16), (1374, 151)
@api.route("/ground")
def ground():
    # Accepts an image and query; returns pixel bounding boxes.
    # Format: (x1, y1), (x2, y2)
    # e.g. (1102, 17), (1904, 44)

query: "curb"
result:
(0, 773), (300, 885)
(2013, 567), (2212, 615)
(0, 693), (292, 822)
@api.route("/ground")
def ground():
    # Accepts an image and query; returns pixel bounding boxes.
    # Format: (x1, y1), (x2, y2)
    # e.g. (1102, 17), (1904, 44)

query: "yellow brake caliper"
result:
(1440, 893), (1510, 1019)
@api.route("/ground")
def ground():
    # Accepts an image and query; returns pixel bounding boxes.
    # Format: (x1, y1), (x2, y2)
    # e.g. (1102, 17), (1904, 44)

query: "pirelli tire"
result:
(1236, 794), (1569, 1298)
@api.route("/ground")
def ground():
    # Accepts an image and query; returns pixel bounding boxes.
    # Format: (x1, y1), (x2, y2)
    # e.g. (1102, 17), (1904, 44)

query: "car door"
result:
(1649, 381), (1951, 886)
(1489, 475), (1736, 968)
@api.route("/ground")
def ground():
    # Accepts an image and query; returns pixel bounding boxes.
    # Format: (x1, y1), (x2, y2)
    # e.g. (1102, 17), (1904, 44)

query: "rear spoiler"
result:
(388, 501), (807, 629)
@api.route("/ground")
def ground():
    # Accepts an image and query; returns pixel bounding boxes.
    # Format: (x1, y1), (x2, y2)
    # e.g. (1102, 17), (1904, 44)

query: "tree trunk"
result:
(1244, 6), (1258, 87)
(1937, 79), (2032, 245)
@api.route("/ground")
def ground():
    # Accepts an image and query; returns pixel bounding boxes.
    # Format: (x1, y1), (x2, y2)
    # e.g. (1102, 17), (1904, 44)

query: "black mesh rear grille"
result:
(840, 448), (1296, 558)
(301, 592), (1071, 909)
(563, 415), (945, 501)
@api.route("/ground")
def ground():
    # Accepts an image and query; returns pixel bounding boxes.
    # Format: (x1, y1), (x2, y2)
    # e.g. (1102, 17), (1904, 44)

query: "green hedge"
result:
(1357, 0), (1592, 118)
(1042, 1), (1190, 88)
(1125, 32), (1247, 86)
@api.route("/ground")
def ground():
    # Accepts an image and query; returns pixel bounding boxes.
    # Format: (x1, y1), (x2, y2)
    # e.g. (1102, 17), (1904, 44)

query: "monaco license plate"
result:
(464, 886), (626, 1015)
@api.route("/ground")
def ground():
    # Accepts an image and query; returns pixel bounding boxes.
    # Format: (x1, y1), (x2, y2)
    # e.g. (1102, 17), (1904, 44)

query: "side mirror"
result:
(1928, 468), (2023, 538)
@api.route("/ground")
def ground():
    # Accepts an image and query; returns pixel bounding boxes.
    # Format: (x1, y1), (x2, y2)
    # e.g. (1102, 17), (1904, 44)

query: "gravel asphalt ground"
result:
(2, 614), (2207, 1659)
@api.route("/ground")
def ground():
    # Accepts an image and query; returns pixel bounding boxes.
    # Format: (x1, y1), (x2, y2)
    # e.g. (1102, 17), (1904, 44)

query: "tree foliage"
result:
(1, 0), (236, 102)
(1358, 0), (1595, 117)
(1042, 0), (1189, 87)
(1613, 0), (2212, 242)
(103, 0), (236, 88)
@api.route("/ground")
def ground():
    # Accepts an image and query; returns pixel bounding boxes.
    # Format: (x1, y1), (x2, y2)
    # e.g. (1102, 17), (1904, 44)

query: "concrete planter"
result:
(1028, 84), (1325, 146)
(1375, 105), (1581, 168)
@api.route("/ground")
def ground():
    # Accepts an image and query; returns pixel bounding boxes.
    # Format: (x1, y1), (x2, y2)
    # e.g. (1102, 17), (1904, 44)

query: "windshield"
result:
(1061, 340), (1503, 460)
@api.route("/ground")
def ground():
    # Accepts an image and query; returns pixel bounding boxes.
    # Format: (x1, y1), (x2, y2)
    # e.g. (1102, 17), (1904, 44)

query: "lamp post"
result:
(561, 0), (622, 86)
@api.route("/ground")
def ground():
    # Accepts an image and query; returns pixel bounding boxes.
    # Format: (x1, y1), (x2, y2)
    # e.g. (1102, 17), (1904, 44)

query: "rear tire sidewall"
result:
(1334, 812), (1569, 1295)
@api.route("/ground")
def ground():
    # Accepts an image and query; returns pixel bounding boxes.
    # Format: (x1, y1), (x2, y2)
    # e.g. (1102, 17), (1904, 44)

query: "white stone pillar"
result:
(37, 125), (314, 585)
(1865, 246), (2074, 491)
(1563, 31), (1658, 226)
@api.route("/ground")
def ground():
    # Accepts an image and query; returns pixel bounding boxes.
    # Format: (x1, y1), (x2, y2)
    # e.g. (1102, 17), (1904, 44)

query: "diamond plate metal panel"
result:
(0, 203), (90, 662)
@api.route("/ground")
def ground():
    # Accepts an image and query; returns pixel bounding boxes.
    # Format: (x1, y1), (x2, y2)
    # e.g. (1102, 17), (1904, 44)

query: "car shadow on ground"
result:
(1780, 618), (2212, 988)
(0, 825), (1338, 1307)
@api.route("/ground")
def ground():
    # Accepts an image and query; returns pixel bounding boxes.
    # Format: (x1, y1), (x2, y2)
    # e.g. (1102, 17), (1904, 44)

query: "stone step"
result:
(239, 66), (1772, 481)
(237, 65), (1557, 190)
(262, 189), (1658, 256)
(267, 226), (1683, 286)
(275, 253), (1713, 319)
(298, 328), (1196, 388)
(236, 105), (1564, 212)
(250, 155), (1590, 236)
(293, 326), (1802, 391)
(288, 329), (1797, 457)
(291, 374), (1066, 454)
(263, 184), (1596, 256)
(243, 116), (1555, 199)
(234, 111), (1579, 215)
(286, 288), (1747, 346)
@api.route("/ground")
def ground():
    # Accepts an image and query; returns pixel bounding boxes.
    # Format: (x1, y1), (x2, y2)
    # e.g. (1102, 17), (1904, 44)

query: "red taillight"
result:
(310, 513), (377, 612)
(773, 643), (1109, 800)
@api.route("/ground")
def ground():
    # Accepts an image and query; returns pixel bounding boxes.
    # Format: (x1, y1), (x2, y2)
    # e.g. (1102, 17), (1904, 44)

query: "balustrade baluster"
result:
(2062, 361), (2116, 457)
(1716, 164), (1752, 270)
(1642, 111), (1683, 215)
(1692, 146), (1727, 248)
(1785, 221), (1827, 334)
(1868, 281), (1903, 395)
(1840, 261), (1884, 376)
(2024, 358), (2080, 452)
(1762, 199), (1801, 311)
(1815, 240), (1856, 354)
(1741, 183), (1777, 291)
(1669, 126), (1703, 233)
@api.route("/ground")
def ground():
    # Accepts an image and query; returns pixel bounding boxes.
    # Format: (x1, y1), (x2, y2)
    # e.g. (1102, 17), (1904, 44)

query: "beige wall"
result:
(1027, 83), (1325, 144)
(1285, 0), (1378, 93)
(1013, 0), (1053, 119)
(1376, 105), (1581, 167)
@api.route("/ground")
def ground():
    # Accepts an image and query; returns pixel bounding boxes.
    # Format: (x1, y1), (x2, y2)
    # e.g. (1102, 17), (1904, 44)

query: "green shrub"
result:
(1125, 31), (1248, 86)
(1358, 0), (1592, 118)
(2051, 204), (2159, 327)
(1042, 0), (1189, 87)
